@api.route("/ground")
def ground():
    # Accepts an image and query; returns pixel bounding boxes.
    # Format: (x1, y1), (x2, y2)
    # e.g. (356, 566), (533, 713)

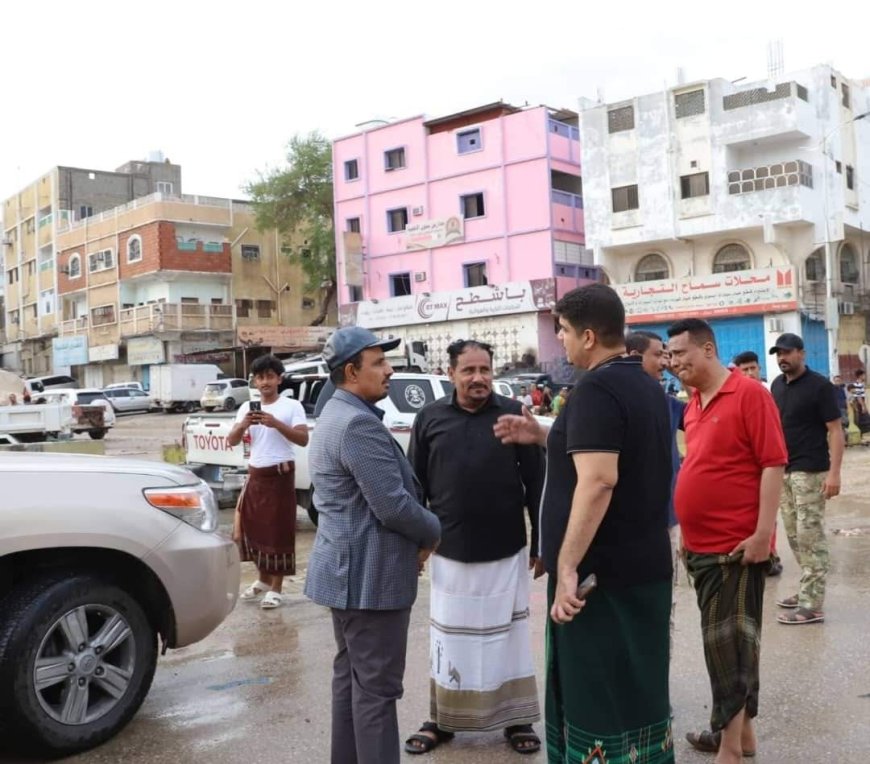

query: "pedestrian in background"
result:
(668, 319), (786, 762)
(832, 375), (849, 430)
(769, 333), (844, 625)
(305, 327), (441, 764)
(405, 339), (544, 756)
(228, 354), (309, 610)
(551, 387), (569, 416)
(495, 284), (674, 764)
(626, 330), (685, 642)
(518, 385), (533, 408)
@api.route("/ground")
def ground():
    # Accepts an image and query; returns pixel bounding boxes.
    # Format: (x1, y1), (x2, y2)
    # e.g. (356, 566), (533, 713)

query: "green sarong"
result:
(545, 576), (674, 763)
(685, 551), (766, 732)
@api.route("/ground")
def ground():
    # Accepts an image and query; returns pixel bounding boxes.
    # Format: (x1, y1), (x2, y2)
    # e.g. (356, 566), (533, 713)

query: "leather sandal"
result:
(777, 607), (824, 624)
(404, 722), (454, 754)
(686, 730), (755, 757)
(504, 725), (541, 754)
(775, 594), (799, 609)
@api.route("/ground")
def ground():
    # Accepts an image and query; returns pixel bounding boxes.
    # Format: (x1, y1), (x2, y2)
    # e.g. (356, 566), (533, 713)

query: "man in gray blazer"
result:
(305, 327), (441, 764)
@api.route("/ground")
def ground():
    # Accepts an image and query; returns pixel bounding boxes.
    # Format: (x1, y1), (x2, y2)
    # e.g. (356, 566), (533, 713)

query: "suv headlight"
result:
(143, 480), (219, 532)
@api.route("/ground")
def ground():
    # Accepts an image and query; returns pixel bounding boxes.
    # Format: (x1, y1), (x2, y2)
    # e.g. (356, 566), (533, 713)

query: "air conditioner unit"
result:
(412, 206), (424, 216)
(414, 272), (427, 283)
(839, 300), (855, 315)
(768, 318), (784, 333)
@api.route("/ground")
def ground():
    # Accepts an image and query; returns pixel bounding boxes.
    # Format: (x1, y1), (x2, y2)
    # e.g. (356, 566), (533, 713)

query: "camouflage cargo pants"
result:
(779, 471), (829, 611)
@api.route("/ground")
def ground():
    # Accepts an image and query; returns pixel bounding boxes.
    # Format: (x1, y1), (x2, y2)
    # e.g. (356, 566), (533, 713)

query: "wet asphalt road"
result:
(2, 413), (870, 762)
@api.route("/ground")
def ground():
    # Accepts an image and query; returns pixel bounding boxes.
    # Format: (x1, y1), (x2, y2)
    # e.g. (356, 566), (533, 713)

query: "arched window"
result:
(68, 254), (81, 279)
(635, 253), (669, 282)
(127, 235), (142, 263)
(805, 248), (825, 281)
(712, 243), (751, 273)
(840, 243), (859, 283)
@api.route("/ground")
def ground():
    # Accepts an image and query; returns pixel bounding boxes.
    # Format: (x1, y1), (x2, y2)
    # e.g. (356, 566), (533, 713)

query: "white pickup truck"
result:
(0, 402), (74, 442)
(181, 373), (457, 521)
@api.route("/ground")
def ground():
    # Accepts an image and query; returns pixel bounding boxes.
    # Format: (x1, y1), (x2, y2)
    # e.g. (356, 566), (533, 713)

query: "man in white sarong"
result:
(404, 339), (544, 756)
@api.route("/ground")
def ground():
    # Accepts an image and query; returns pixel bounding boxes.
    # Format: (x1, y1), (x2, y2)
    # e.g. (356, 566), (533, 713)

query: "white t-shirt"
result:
(235, 397), (307, 468)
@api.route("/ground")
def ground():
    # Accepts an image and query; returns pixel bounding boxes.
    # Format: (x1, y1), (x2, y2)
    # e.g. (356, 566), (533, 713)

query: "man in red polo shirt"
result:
(667, 318), (787, 764)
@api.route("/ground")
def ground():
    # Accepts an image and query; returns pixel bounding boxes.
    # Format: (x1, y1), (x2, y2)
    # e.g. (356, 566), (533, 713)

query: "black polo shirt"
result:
(771, 367), (841, 472)
(408, 393), (544, 563)
(540, 355), (673, 589)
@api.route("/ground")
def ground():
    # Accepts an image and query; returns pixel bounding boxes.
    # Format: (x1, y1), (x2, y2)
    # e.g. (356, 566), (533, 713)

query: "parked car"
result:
(0, 452), (240, 757)
(28, 374), (78, 392)
(104, 382), (145, 392)
(102, 387), (154, 414)
(200, 378), (250, 412)
(40, 388), (116, 439)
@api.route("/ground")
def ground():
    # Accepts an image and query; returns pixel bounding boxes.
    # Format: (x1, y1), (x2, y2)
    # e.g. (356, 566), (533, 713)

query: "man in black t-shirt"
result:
(493, 284), (674, 763)
(769, 333), (844, 625)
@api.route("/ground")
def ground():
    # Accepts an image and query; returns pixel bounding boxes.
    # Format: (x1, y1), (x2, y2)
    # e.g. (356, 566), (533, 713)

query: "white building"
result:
(580, 63), (869, 380)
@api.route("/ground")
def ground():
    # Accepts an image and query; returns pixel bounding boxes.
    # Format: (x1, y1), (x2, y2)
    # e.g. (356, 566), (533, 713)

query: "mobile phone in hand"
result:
(249, 401), (262, 413)
(576, 573), (597, 600)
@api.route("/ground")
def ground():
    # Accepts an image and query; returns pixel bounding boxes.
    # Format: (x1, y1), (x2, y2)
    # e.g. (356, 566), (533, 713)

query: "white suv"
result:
(200, 379), (250, 412)
(0, 453), (240, 757)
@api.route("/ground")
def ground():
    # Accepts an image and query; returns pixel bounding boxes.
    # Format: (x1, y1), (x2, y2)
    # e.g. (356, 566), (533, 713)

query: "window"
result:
(180, 297), (199, 304)
(457, 128), (482, 154)
(7, 267), (18, 284)
(156, 181), (174, 195)
(79, 205), (93, 220)
(127, 235), (142, 262)
(840, 244), (859, 283)
(805, 249), (825, 281)
(846, 165), (855, 190)
(346, 217), (361, 233)
(384, 147), (405, 171)
(842, 83), (851, 109)
(388, 379), (437, 413)
(241, 244), (260, 261)
(344, 159), (359, 181)
(390, 272), (412, 296)
(680, 172), (710, 199)
(88, 249), (115, 273)
(256, 299), (274, 318)
(674, 89), (706, 118)
(608, 106), (635, 133)
(235, 299), (251, 318)
(831, 75), (837, 88)
(463, 262), (488, 287)
(40, 289), (56, 316)
(68, 255), (81, 279)
(554, 240), (585, 265)
(635, 254), (670, 282)
(461, 192), (485, 219)
(611, 184), (639, 212)
(349, 285), (363, 302)
(91, 304), (116, 326)
(835, 161), (842, 174)
(9, 309), (19, 325)
(301, 297), (316, 310)
(211, 298), (223, 305)
(386, 207), (409, 233)
(712, 243), (751, 273)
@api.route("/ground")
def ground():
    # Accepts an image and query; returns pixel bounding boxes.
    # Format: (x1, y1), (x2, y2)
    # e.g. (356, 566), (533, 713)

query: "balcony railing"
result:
(723, 81), (808, 111)
(551, 190), (584, 208)
(119, 302), (234, 336)
(549, 120), (580, 140)
(59, 316), (88, 336)
(727, 160), (813, 195)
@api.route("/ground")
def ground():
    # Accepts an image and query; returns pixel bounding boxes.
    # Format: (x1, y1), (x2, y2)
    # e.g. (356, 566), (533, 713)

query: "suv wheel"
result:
(88, 429), (107, 440)
(223, 397), (236, 411)
(0, 574), (158, 757)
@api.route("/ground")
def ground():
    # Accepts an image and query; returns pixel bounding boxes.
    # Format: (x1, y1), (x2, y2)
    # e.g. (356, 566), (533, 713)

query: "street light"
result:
(817, 109), (869, 377)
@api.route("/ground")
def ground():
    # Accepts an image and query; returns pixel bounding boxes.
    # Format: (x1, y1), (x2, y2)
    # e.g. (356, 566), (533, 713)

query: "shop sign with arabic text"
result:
(616, 267), (797, 323)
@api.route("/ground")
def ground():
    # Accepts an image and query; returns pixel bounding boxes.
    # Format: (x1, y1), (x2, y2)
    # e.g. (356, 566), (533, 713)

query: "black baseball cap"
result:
(323, 327), (401, 370)
(768, 332), (804, 355)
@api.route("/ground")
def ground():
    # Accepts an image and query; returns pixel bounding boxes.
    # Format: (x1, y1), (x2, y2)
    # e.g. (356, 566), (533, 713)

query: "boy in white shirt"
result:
(228, 354), (309, 609)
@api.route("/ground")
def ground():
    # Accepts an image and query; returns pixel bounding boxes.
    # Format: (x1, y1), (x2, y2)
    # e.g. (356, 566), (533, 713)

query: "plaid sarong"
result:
(685, 551), (767, 731)
(545, 577), (674, 763)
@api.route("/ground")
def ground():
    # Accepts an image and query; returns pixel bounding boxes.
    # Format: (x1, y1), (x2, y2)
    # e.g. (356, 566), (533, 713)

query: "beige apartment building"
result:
(3, 157), (334, 386)
(54, 193), (331, 388)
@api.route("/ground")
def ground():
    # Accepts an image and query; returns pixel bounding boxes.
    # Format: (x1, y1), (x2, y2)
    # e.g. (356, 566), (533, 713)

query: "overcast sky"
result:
(1, 0), (867, 208)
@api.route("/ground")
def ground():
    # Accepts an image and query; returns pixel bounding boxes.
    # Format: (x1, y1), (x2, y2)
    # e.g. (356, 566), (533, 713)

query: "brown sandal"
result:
(504, 725), (541, 754)
(777, 607), (824, 625)
(775, 594), (799, 609)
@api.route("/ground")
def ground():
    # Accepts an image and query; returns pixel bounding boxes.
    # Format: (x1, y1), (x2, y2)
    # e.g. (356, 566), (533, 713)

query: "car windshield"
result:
(204, 383), (225, 393)
(77, 392), (106, 404)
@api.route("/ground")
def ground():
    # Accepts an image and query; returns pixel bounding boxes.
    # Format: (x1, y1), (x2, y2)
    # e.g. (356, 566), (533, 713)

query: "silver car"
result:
(102, 387), (154, 414)
(0, 453), (240, 757)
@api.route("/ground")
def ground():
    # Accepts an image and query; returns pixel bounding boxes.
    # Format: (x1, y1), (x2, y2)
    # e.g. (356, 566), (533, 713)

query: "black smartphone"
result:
(249, 401), (262, 413)
(576, 573), (597, 600)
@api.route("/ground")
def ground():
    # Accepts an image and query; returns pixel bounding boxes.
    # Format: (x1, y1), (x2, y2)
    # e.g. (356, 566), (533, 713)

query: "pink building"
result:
(333, 102), (597, 371)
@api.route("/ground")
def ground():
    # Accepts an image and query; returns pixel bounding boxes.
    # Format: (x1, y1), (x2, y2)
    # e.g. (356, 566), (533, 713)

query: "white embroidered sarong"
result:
(429, 547), (540, 732)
